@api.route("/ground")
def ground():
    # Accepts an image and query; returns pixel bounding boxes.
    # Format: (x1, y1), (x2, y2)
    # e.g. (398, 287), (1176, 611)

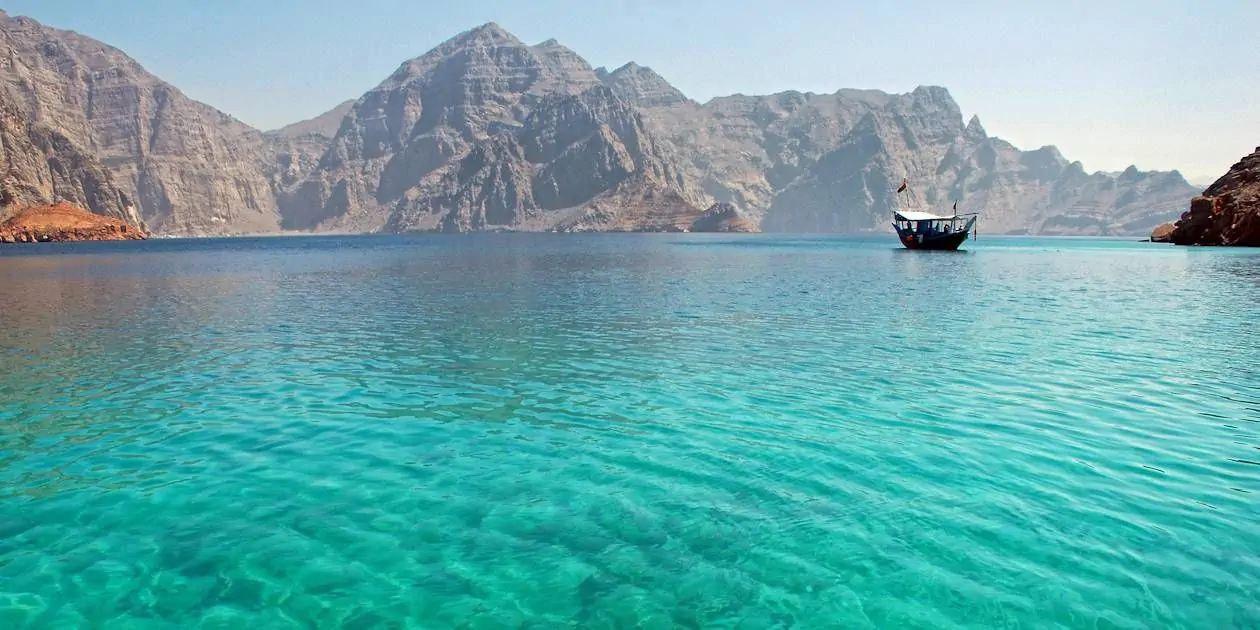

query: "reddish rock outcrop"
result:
(0, 202), (148, 243)
(1149, 222), (1175, 242)
(690, 202), (760, 233)
(1169, 147), (1260, 246)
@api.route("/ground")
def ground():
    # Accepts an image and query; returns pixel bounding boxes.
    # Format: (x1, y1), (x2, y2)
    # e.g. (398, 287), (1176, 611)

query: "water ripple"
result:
(0, 234), (1258, 628)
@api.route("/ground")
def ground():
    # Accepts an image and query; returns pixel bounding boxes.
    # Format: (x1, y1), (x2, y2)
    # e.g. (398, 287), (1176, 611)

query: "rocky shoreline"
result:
(0, 203), (148, 243)
(689, 203), (760, 233)
(1163, 147), (1260, 246)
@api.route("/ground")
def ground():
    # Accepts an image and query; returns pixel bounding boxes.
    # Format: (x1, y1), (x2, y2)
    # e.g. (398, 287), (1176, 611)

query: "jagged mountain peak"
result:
(454, 21), (517, 44)
(424, 21), (528, 57)
(1025, 144), (1067, 166)
(381, 21), (533, 87)
(527, 38), (601, 92)
(910, 85), (955, 104)
(965, 115), (987, 140)
(833, 88), (895, 106)
(281, 22), (610, 230)
(530, 35), (586, 59)
(902, 86), (962, 119)
(595, 61), (649, 81)
(610, 61), (646, 74)
(379, 22), (599, 92)
(597, 61), (690, 108)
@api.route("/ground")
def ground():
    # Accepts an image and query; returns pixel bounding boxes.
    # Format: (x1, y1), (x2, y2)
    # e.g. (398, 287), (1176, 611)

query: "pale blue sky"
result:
(7, 0), (1257, 183)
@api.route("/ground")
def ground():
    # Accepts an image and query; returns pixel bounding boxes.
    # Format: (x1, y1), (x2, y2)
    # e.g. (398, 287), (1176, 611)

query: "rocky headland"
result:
(0, 202), (147, 242)
(1167, 147), (1260, 246)
(690, 203), (759, 233)
(1149, 222), (1176, 243)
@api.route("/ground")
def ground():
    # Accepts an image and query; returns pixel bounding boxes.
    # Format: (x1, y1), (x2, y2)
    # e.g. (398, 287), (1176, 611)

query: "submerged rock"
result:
(1169, 147), (1260, 246)
(0, 202), (148, 243)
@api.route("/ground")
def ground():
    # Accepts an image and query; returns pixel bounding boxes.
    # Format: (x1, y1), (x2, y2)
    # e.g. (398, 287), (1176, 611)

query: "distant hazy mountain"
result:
(612, 78), (1196, 234)
(270, 100), (355, 139)
(0, 14), (1197, 235)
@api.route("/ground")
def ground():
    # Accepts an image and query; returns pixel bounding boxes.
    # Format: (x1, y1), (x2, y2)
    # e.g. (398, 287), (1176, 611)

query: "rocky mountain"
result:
(0, 14), (1197, 236)
(377, 84), (702, 233)
(597, 63), (692, 109)
(1169, 146), (1260, 246)
(618, 82), (1197, 234)
(616, 87), (897, 224)
(263, 105), (346, 209)
(277, 23), (715, 233)
(768, 108), (1194, 235)
(0, 84), (137, 225)
(0, 10), (280, 235)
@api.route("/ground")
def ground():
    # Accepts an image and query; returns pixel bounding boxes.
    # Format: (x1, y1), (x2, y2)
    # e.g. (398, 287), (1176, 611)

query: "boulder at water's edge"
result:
(1169, 147), (1260, 246)
(1149, 223), (1176, 242)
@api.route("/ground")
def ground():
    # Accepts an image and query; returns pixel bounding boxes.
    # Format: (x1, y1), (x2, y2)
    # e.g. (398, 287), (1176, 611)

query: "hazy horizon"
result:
(5, 0), (1257, 183)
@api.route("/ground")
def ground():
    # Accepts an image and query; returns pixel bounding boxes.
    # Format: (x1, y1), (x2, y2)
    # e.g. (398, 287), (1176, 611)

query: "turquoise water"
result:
(0, 234), (1257, 629)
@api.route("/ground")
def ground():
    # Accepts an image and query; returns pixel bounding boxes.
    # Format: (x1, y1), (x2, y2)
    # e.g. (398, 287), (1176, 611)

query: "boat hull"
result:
(895, 228), (970, 251)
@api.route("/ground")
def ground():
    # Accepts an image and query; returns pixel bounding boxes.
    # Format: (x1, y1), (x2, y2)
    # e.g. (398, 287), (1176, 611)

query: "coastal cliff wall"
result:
(1169, 147), (1260, 246)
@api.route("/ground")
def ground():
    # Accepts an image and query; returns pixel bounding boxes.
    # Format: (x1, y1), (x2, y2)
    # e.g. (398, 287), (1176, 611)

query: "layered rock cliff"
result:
(1169, 147), (1260, 246)
(379, 84), (700, 233)
(689, 202), (759, 233)
(0, 10), (280, 235)
(0, 85), (137, 225)
(597, 63), (692, 109)
(277, 23), (714, 233)
(280, 23), (597, 232)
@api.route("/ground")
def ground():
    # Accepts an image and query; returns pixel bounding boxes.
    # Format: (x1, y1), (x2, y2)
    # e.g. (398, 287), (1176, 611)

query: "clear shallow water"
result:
(0, 234), (1258, 629)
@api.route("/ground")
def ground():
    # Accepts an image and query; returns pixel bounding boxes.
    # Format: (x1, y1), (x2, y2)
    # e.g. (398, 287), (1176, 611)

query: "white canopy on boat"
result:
(894, 210), (954, 222)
